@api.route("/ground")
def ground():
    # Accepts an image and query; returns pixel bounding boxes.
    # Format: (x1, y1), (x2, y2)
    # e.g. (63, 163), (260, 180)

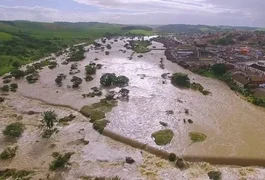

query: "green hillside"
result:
(0, 21), (151, 76)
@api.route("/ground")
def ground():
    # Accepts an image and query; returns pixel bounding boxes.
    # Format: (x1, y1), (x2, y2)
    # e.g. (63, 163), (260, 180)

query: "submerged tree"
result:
(171, 73), (190, 88)
(71, 76), (83, 88)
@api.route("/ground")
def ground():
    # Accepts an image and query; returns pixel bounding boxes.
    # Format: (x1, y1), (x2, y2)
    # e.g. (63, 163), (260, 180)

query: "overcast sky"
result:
(0, 0), (264, 27)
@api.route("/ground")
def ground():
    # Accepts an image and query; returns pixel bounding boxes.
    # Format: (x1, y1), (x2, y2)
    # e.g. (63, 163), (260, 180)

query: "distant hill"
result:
(121, 25), (153, 31)
(156, 24), (258, 33)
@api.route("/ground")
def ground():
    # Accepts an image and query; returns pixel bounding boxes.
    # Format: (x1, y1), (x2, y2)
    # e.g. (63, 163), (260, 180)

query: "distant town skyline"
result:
(0, 0), (264, 27)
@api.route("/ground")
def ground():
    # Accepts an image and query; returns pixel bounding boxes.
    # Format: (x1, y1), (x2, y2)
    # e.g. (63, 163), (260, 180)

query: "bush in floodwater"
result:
(171, 73), (190, 88)
(168, 153), (177, 162)
(48, 61), (58, 69)
(26, 73), (39, 84)
(11, 69), (25, 79)
(71, 76), (83, 88)
(1, 85), (9, 92)
(0, 146), (18, 160)
(3, 79), (11, 84)
(151, 129), (174, 146)
(100, 73), (117, 87)
(100, 73), (129, 87)
(10, 83), (18, 89)
(49, 152), (74, 171)
(208, 171), (222, 180)
(93, 119), (109, 134)
(0, 97), (4, 102)
(114, 76), (129, 87)
(3, 122), (24, 138)
(189, 132), (207, 143)
(85, 64), (97, 75)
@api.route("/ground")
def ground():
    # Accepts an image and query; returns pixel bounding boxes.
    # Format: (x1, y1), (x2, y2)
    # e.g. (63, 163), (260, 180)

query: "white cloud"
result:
(0, 0), (264, 27)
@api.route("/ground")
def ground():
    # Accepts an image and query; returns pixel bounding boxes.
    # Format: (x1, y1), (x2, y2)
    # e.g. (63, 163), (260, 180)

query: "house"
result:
(249, 76), (265, 88)
(254, 89), (265, 98)
(232, 75), (249, 88)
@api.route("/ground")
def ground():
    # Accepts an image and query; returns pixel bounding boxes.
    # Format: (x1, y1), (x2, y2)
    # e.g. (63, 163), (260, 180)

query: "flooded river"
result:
(16, 37), (265, 161)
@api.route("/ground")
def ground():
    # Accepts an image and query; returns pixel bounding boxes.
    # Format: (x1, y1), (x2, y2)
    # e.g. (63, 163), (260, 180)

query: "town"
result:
(152, 30), (265, 107)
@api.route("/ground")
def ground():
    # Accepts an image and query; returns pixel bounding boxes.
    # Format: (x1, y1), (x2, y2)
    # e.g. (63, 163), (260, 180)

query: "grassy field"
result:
(0, 21), (154, 76)
(128, 29), (153, 36)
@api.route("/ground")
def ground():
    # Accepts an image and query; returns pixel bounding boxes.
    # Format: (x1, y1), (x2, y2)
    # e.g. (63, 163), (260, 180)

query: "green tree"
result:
(100, 73), (117, 86)
(42, 111), (57, 129)
(12, 61), (21, 68)
(11, 69), (25, 79)
(171, 73), (190, 87)
(211, 64), (227, 75)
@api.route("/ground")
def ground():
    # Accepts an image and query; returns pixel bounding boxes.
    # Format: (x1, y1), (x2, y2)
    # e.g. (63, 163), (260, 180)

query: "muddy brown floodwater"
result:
(1, 37), (265, 179)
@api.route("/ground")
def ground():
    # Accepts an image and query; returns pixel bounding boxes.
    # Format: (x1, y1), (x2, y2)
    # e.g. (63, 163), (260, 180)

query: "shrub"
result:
(0, 169), (32, 179)
(211, 64), (227, 75)
(171, 73), (190, 87)
(48, 61), (58, 69)
(11, 69), (25, 79)
(168, 153), (177, 162)
(189, 132), (207, 143)
(0, 97), (4, 102)
(114, 76), (129, 87)
(3, 79), (11, 84)
(42, 128), (58, 138)
(85, 64), (96, 75)
(49, 152), (74, 171)
(3, 122), (24, 138)
(26, 74), (39, 84)
(71, 76), (83, 88)
(93, 119), (109, 134)
(1, 85), (9, 92)
(0, 146), (18, 160)
(10, 83), (18, 89)
(100, 73), (117, 86)
(151, 129), (174, 146)
(208, 171), (222, 180)
(12, 61), (21, 68)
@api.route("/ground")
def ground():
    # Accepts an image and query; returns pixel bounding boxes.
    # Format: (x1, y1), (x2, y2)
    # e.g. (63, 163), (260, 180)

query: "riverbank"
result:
(2, 37), (265, 179)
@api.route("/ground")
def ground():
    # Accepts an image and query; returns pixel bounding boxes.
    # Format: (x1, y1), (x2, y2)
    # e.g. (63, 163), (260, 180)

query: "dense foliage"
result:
(211, 63), (227, 75)
(100, 73), (129, 87)
(3, 122), (24, 138)
(171, 73), (190, 87)
(49, 152), (74, 171)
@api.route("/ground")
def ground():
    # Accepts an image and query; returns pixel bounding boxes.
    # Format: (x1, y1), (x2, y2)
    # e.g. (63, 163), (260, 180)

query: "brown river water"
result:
(11, 37), (265, 161)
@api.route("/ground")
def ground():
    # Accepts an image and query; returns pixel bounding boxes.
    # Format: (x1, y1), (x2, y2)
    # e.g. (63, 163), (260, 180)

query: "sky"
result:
(0, 0), (264, 27)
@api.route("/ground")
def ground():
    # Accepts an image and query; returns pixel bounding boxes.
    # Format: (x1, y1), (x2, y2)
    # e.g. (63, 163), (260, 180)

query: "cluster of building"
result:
(156, 31), (265, 98)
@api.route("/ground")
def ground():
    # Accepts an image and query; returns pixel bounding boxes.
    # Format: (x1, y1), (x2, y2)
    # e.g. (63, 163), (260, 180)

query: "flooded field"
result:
(1, 37), (265, 179)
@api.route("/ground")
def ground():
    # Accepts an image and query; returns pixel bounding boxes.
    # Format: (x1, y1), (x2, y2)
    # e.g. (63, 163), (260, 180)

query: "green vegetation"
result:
(3, 122), (24, 138)
(0, 32), (12, 41)
(129, 40), (151, 53)
(151, 129), (174, 146)
(100, 73), (129, 87)
(168, 153), (177, 162)
(128, 29), (153, 36)
(171, 73), (190, 87)
(49, 152), (74, 171)
(0, 169), (32, 180)
(1, 85), (9, 92)
(211, 36), (234, 46)
(189, 132), (207, 143)
(211, 64), (227, 75)
(0, 146), (18, 160)
(193, 65), (265, 108)
(80, 99), (118, 122)
(71, 76), (83, 88)
(190, 83), (211, 95)
(85, 63), (97, 75)
(93, 119), (109, 134)
(208, 171), (222, 180)
(59, 114), (76, 123)
(42, 111), (57, 129)
(0, 21), (124, 76)
(67, 45), (85, 62)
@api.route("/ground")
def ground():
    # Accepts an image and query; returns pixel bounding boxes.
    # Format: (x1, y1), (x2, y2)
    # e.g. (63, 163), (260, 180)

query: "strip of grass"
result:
(128, 29), (153, 36)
